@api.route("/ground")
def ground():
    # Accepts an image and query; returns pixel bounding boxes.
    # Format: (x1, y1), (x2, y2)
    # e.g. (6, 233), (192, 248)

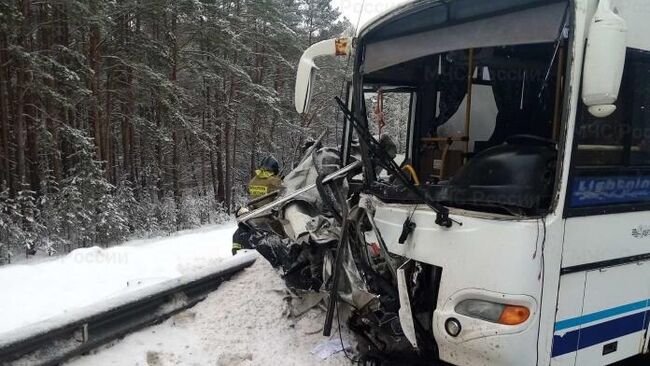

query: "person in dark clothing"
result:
(232, 156), (282, 255)
(247, 156), (282, 207)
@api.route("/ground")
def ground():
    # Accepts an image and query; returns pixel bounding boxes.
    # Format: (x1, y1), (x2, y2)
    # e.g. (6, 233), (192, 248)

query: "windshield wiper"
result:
(334, 96), (460, 228)
(443, 201), (527, 218)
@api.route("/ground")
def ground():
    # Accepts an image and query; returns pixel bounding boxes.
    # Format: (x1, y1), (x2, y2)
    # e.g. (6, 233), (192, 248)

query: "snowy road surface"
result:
(0, 224), (235, 335)
(0, 223), (351, 365)
(66, 258), (350, 366)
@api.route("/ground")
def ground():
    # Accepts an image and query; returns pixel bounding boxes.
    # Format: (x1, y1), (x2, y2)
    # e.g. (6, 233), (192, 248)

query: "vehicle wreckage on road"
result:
(239, 1), (650, 365)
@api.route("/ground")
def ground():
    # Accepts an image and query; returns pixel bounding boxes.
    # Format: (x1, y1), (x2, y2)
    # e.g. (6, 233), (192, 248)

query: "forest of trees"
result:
(0, 0), (351, 262)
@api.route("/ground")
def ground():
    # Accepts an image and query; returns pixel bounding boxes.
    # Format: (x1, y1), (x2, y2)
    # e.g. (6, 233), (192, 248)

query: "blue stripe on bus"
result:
(552, 309), (650, 357)
(554, 299), (650, 331)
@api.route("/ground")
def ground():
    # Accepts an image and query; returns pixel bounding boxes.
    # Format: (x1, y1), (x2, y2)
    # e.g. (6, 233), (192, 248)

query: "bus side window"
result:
(575, 49), (650, 167)
(569, 48), (650, 212)
(628, 55), (650, 166)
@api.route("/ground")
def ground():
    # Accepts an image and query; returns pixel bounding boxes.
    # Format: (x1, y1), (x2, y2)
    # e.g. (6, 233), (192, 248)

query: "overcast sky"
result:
(331, 0), (411, 28)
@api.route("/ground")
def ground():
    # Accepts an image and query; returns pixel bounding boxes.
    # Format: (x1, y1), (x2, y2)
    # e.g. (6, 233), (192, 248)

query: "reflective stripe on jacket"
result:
(248, 170), (282, 207)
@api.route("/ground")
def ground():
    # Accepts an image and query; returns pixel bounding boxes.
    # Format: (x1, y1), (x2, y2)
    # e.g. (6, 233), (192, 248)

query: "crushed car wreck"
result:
(237, 138), (429, 364)
(240, 1), (650, 365)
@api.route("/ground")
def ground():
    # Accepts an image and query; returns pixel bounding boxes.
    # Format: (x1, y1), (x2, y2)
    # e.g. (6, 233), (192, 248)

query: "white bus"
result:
(294, 0), (650, 365)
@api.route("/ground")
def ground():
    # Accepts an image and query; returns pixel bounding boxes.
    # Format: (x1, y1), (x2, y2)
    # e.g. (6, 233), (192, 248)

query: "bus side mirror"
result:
(295, 37), (352, 115)
(582, 0), (628, 118)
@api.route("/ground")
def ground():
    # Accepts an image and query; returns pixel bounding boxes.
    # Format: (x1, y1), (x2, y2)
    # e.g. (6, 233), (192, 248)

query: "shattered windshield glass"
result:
(360, 43), (563, 216)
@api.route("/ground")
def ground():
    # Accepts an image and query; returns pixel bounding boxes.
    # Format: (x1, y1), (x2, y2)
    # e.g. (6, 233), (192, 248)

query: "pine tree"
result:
(0, 0), (352, 258)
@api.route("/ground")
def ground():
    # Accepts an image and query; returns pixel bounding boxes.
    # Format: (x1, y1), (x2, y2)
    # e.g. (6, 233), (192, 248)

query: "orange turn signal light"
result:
(498, 305), (530, 325)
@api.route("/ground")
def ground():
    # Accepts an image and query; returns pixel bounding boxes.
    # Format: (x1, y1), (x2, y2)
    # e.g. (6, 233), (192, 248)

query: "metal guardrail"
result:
(0, 252), (257, 366)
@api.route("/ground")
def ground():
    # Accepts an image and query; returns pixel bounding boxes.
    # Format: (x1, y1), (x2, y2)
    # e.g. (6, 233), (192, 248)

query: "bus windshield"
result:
(359, 41), (566, 217)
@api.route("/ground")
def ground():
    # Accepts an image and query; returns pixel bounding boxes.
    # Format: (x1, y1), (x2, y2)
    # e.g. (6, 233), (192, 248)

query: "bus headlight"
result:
(455, 300), (530, 325)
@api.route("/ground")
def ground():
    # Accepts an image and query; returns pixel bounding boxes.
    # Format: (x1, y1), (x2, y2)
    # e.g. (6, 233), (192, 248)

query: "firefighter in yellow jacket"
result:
(232, 156), (282, 255)
(247, 156), (282, 205)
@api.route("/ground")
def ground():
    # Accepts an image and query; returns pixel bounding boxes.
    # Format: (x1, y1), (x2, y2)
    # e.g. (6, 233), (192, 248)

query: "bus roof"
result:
(357, 0), (431, 37)
(356, 0), (569, 43)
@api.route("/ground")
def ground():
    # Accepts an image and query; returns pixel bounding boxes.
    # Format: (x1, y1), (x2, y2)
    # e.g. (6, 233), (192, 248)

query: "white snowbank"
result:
(0, 224), (236, 335)
(67, 258), (351, 366)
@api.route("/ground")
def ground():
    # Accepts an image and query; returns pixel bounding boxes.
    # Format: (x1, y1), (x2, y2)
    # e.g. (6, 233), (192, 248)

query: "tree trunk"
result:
(104, 66), (114, 183)
(0, 32), (12, 192)
(25, 97), (39, 193)
(170, 14), (181, 225)
(15, 65), (27, 191)
(88, 1), (102, 164)
(215, 146), (225, 204)
(172, 128), (181, 222)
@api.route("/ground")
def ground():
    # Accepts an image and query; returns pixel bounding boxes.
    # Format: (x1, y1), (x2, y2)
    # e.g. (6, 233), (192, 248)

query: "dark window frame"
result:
(359, 86), (417, 173)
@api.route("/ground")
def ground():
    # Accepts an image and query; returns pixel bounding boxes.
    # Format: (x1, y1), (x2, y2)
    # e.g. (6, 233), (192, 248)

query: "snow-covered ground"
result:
(0, 224), (235, 335)
(66, 258), (351, 366)
(1, 223), (352, 365)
